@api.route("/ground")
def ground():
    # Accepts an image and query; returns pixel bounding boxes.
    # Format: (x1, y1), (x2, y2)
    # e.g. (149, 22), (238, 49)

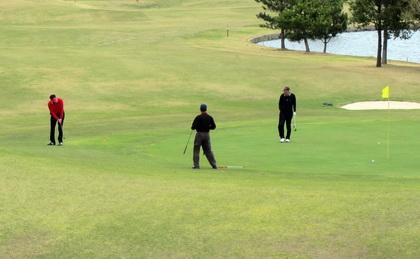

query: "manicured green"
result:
(1, 0), (419, 258)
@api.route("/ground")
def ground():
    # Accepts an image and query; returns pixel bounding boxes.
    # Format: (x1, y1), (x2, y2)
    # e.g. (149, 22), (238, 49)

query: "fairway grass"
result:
(1, 0), (420, 258)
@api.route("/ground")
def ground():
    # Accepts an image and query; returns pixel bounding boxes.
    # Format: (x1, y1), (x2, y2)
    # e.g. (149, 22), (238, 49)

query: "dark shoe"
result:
(192, 166), (200, 170)
(212, 166), (218, 170)
(47, 142), (55, 146)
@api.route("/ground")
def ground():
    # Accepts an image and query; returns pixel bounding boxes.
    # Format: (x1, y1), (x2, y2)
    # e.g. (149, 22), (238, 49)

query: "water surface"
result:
(258, 31), (420, 63)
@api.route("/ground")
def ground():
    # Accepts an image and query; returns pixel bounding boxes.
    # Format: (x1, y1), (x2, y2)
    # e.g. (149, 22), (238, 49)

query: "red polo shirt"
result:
(48, 98), (64, 120)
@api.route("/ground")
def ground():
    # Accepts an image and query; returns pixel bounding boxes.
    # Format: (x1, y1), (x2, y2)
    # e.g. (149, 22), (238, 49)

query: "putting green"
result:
(1, 0), (420, 258)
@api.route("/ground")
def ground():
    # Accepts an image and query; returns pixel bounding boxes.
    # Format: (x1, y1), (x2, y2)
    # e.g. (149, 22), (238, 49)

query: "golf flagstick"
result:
(387, 96), (390, 160)
(183, 130), (193, 155)
(382, 86), (391, 160)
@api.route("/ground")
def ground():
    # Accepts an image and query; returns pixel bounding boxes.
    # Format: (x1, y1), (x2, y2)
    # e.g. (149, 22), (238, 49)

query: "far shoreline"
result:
(250, 26), (377, 44)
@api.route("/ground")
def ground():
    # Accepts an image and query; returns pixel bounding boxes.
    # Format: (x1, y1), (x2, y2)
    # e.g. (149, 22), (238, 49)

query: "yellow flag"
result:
(382, 86), (390, 99)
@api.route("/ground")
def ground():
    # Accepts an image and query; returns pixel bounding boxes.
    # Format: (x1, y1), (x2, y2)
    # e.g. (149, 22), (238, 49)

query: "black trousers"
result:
(193, 132), (217, 168)
(278, 113), (293, 139)
(50, 114), (64, 144)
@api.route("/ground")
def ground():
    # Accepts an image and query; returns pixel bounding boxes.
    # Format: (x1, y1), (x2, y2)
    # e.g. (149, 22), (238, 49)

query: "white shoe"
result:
(280, 138), (285, 143)
(286, 139), (290, 143)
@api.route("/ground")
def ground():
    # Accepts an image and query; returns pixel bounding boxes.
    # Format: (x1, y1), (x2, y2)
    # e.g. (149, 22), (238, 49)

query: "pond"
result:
(257, 30), (420, 64)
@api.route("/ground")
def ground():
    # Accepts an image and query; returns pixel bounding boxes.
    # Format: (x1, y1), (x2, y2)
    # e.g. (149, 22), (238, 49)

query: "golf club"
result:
(183, 130), (193, 155)
(293, 106), (297, 131)
(59, 120), (66, 140)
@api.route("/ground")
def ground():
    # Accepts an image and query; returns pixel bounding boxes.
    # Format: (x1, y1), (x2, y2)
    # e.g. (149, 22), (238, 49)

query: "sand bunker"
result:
(342, 101), (420, 110)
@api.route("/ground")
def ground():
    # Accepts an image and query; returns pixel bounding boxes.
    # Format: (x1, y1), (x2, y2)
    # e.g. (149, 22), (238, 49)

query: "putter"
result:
(59, 120), (66, 140)
(183, 130), (193, 155)
(292, 106), (297, 131)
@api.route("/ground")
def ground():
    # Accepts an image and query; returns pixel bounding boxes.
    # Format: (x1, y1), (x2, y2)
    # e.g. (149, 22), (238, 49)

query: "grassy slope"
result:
(0, 0), (420, 258)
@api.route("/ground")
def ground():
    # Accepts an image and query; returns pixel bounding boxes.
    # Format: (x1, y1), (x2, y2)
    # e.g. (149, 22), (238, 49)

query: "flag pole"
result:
(382, 86), (391, 160)
(387, 97), (390, 160)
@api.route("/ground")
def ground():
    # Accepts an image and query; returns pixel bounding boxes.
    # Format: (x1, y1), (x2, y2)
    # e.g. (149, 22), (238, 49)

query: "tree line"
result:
(256, 0), (420, 67)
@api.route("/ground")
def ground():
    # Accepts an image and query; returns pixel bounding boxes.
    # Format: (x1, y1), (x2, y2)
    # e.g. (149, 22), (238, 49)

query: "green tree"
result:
(313, 0), (348, 53)
(351, 0), (387, 67)
(281, 0), (347, 53)
(256, 0), (295, 49)
(409, 0), (420, 21)
(281, 0), (317, 52)
(351, 0), (414, 67)
(382, 0), (412, 64)
(411, 0), (420, 35)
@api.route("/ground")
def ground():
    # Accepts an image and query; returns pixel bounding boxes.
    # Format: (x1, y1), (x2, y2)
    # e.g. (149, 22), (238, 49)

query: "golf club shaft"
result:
(183, 130), (193, 155)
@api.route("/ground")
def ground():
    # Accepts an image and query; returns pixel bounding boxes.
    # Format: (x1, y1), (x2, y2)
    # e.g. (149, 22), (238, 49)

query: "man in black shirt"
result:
(191, 104), (217, 169)
(278, 86), (297, 143)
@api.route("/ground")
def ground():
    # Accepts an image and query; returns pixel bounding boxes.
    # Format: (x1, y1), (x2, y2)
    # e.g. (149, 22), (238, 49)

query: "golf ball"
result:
(371, 160), (375, 163)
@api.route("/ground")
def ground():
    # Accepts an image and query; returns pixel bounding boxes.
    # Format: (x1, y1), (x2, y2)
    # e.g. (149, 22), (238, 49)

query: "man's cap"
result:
(200, 104), (207, 112)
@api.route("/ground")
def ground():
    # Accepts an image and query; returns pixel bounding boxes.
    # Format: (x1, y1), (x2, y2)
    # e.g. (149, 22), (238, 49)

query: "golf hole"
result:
(341, 101), (420, 110)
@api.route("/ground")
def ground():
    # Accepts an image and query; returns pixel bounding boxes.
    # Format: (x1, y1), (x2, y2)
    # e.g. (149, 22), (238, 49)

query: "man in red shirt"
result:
(48, 94), (65, 146)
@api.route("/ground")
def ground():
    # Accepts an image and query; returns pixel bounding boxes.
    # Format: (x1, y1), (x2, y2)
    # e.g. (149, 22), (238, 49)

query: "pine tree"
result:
(256, 0), (295, 50)
(351, 0), (414, 67)
(312, 0), (348, 53)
